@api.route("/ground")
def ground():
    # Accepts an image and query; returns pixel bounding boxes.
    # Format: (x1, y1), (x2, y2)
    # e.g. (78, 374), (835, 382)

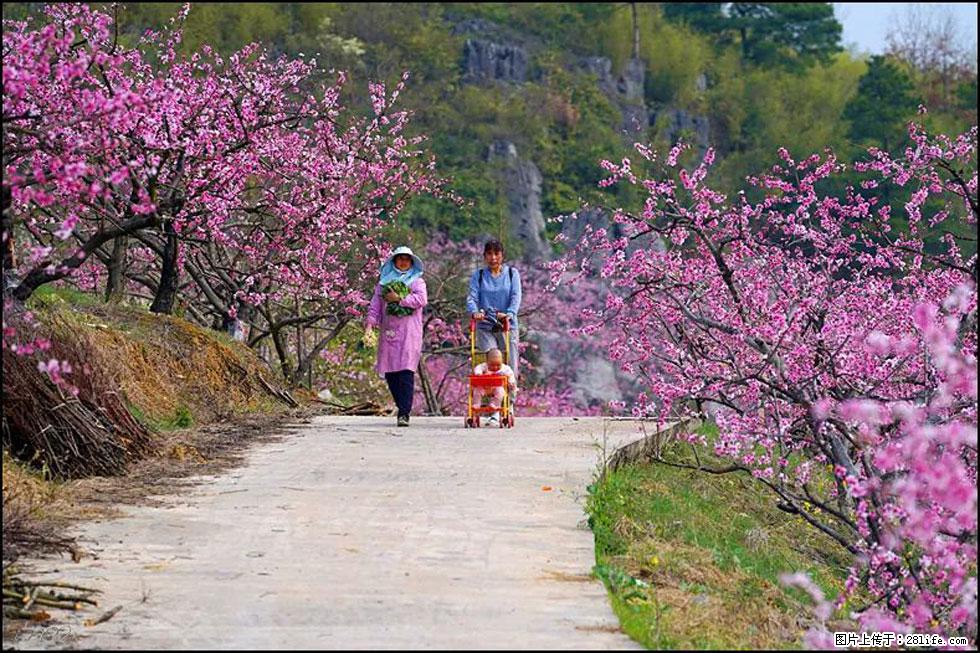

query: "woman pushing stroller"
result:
(466, 239), (521, 426)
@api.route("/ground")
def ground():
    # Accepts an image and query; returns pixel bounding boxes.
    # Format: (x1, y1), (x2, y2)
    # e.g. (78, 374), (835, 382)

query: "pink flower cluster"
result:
(556, 121), (977, 640)
(3, 4), (440, 384)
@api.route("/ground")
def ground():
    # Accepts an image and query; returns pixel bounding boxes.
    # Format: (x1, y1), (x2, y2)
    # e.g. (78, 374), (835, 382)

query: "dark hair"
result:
(484, 239), (504, 256)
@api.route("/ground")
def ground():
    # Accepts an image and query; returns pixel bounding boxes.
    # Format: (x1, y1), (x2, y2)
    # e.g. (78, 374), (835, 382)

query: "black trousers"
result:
(384, 370), (415, 418)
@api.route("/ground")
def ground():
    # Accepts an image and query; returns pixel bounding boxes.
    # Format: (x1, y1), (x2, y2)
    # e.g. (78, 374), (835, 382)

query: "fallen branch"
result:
(313, 399), (391, 416)
(85, 604), (123, 627)
(258, 374), (300, 408)
(14, 580), (103, 594)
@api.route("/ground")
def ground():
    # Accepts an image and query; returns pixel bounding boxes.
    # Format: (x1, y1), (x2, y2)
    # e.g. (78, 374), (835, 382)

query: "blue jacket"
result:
(466, 265), (522, 330)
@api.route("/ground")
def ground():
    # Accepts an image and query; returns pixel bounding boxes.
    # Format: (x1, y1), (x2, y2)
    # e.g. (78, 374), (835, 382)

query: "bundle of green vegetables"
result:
(383, 281), (414, 316)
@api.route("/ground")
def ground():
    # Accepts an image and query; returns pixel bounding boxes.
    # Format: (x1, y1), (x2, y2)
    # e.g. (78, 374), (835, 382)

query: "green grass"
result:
(128, 403), (195, 432)
(587, 427), (853, 649)
(28, 285), (103, 309)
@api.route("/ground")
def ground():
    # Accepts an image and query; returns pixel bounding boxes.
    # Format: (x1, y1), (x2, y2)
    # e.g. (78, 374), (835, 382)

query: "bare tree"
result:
(885, 4), (977, 110)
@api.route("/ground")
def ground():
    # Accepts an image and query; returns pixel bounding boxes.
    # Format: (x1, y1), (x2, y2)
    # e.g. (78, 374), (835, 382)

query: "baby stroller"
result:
(464, 314), (516, 428)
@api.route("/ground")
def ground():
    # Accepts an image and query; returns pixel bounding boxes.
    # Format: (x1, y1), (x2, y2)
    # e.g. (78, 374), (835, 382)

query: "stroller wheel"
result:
(464, 418), (472, 428)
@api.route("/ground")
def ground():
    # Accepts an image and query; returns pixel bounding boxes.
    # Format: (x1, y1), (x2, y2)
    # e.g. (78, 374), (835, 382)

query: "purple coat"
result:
(366, 277), (427, 375)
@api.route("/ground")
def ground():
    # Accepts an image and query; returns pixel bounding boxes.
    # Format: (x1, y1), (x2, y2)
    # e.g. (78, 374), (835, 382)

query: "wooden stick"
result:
(4, 605), (50, 621)
(23, 586), (41, 610)
(39, 591), (99, 606)
(3, 588), (27, 601)
(15, 580), (103, 594)
(85, 604), (122, 627)
(31, 596), (83, 610)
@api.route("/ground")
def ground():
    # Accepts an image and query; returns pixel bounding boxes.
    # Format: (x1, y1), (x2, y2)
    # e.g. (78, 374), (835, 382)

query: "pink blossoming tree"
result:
(553, 121), (977, 640)
(3, 4), (438, 386)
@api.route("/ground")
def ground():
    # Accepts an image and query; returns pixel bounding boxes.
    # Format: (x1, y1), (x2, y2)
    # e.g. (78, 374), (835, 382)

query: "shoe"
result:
(486, 413), (500, 427)
(397, 415), (410, 427)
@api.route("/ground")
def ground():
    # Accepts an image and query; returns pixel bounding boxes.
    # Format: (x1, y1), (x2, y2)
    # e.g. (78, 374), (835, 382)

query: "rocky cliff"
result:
(454, 19), (530, 85)
(487, 140), (551, 262)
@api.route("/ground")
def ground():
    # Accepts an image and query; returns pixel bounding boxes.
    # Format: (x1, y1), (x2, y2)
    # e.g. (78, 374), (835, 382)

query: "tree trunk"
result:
(104, 235), (129, 303)
(631, 2), (640, 59)
(12, 211), (158, 301)
(271, 325), (293, 381)
(149, 221), (179, 314)
(417, 355), (440, 415)
(289, 320), (348, 388)
(2, 185), (17, 294)
(295, 296), (305, 386)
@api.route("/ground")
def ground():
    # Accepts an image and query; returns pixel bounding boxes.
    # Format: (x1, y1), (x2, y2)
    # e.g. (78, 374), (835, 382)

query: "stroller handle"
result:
(470, 314), (509, 332)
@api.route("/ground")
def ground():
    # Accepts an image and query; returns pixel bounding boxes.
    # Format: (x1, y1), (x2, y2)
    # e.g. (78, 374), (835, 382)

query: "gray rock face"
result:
(618, 57), (645, 102)
(579, 56), (646, 140)
(570, 357), (626, 407)
(620, 103), (648, 140)
(578, 56), (711, 154)
(579, 55), (645, 101)
(462, 39), (528, 84)
(580, 56), (615, 93)
(531, 330), (630, 409)
(541, 208), (661, 409)
(695, 73), (708, 93)
(655, 108), (711, 156)
(487, 140), (549, 262)
(558, 206), (612, 248)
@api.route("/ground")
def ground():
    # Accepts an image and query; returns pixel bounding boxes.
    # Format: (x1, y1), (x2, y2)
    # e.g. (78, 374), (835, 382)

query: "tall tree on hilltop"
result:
(844, 55), (921, 152)
(664, 3), (842, 69)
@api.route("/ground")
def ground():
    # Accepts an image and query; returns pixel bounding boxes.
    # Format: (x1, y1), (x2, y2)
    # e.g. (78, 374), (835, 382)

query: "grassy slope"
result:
(29, 286), (285, 430)
(587, 429), (853, 649)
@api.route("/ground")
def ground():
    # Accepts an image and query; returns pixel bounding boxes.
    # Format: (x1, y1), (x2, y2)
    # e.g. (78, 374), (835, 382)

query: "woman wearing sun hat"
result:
(363, 246), (427, 427)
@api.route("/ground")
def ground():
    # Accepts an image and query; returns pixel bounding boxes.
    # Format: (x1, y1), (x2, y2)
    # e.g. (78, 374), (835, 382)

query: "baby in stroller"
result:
(472, 348), (517, 427)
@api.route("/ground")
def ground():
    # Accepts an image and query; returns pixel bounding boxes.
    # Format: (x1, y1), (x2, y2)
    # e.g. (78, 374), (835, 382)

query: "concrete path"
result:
(12, 417), (647, 650)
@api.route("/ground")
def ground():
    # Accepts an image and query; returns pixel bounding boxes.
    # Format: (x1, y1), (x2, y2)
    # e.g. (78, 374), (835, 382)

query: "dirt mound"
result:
(2, 300), (293, 480)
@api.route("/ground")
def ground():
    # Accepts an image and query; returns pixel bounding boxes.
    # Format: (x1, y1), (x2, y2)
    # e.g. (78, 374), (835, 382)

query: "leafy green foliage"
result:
(845, 55), (922, 151)
(383, 281), (414, 316)
(706, 53), (865, 189)
(732, 3), (842, 69)
(598, 4), (714, 109)
(665, 3), (843, 70)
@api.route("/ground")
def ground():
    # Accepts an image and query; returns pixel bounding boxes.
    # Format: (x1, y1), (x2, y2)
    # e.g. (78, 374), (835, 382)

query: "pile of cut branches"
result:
(2, 345), (154, 479)
(2, 565), (101, 621)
